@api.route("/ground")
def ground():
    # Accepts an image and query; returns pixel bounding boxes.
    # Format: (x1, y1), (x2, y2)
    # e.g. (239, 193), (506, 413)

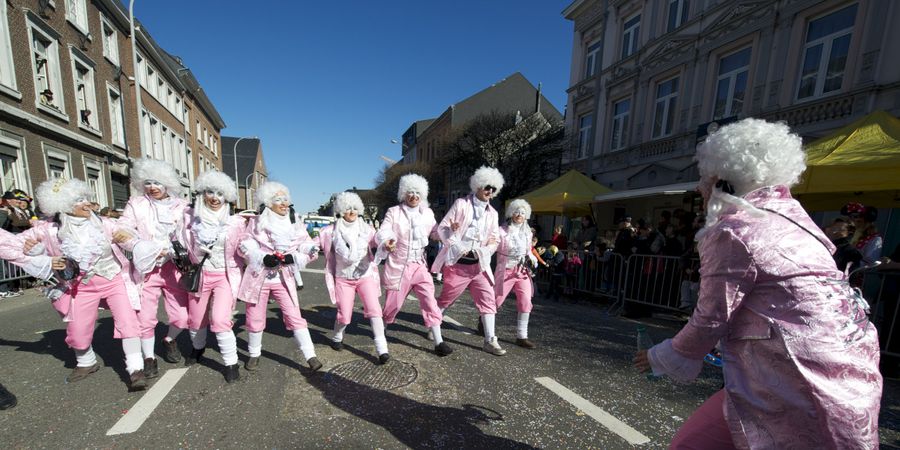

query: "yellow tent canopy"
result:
(794, 110), (900, 209)
(516, 169), (612, 216)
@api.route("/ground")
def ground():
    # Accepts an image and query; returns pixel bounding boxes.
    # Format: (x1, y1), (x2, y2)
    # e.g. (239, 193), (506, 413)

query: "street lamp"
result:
(244, 171), (255, 210)
(128, 1), (143, 184)
(231, 136), (257, 209)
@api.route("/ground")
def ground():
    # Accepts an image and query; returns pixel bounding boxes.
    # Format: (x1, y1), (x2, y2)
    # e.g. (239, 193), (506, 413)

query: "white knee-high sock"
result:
(517, 312), (530, 339)
(332, 321), (348, 343)
(165, 325), (184, 342)
(482, 314), (496, 342)
(141, 337), (155, 359)
(430, 325), (444, 345)
(293, 328), (316, 360)
(75, 346), (97, 367)
(189, 327), (208, 350)
(247, 331), (264, 357)
(216, 331), (238, 366)
(370, 317), (388, 355)
(122, 337), (144, 374)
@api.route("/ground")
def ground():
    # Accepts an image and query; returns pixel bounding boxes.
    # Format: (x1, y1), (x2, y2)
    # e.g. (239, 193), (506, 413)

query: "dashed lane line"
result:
(534, 376), (651, 446)
(300, 268), (326, 274)
(106, 368), (189, 436)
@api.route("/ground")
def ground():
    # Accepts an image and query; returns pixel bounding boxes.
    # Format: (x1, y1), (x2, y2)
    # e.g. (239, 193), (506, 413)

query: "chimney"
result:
(536, 82), (542, 114)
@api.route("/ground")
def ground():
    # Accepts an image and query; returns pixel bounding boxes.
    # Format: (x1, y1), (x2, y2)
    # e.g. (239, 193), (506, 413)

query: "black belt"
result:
(457, 252), (478, 265)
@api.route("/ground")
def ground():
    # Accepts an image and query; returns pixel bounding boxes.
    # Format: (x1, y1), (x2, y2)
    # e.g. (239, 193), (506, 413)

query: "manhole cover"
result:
(327, 359), (417, 390)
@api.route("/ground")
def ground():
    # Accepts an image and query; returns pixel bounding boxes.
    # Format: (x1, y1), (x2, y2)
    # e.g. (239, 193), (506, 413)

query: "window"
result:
(45, 148), (70, 179)
(66, 0), (89, 35)
(100, 15), (119, 66)
(85, 161), (107, 207)
(141, 111), (162, 160)
(0, 133), (26, 193)
(652, 77), (679, 138)
(146, 64), (157, 97)
(136, 53), (146, 87)
(797, 4), (858, 100)
(577, 114), (593, 159)
(175, 97), (183, 122)
(666, 0), (689, 32)
(0, 2), (17, 93)
(584, 40), (602, 79)
(28, 17), (66, 116)
(107, 85), (125, 147)
(211, 136), (218, 156)
(621, 14), (641, 59)
(203, 128), (208, 148)
(713, 47), (751, 119)
(610, 98), (631, 151)
(71, 50), (99, 131)
(157, 78), (165, 102)
(196, 121), (201, 141)
(161, 125), (171, 163)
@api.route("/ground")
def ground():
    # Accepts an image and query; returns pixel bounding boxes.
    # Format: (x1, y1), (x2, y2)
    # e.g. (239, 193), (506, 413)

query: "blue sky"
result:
(136, 1), (574, 212)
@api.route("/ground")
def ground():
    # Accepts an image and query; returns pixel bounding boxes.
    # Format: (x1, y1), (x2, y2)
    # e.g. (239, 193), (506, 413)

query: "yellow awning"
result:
(516, 169), (613, 216)
(794, 110), (900, 209)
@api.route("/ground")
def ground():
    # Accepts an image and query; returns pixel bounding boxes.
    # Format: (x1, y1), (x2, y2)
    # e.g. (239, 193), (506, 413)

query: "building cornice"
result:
(562, 0), (589, 19)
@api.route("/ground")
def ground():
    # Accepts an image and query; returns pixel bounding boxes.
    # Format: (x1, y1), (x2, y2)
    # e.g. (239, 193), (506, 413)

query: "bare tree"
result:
(372, 161), (433, 219)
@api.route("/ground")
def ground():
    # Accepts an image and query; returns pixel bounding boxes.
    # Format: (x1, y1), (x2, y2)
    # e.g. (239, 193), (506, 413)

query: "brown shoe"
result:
(307, 357), (323, 372)
(245, 356), (260, 372)
(67, 363), (101, 383)
(516, 338), (536, 349)
(162, 339), (182, 363)
(127, 371), (147, 392)
(143, 358), (159, 379)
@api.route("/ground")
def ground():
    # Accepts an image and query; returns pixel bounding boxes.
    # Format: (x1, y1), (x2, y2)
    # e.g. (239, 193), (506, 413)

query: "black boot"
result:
(378, 353), (391, 365)
(0, 383), (17, 410)
(143, 358), (159, 379)
(127, 371), (148, 392)
(434, 342), (454, 357)
(224, 364), (240, 383)
(307, 357), (323, 372)
(162, 339), (182, 364)
(184, 348), (205, 367)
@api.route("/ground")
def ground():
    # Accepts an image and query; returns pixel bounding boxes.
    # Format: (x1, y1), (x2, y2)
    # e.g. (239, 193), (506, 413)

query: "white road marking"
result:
(106, 368), (189, 436)
(300, 268), (326, 274)
(441, 315), (474, 335)
(535, 377), (651, 446)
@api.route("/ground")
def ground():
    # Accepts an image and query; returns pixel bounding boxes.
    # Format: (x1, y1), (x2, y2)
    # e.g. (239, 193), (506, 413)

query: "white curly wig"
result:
(35, 178), (94, 216)
(469, 166), (505, 194)
(695, 118), (806, 237)
(131, 158), (183, 197)
(255, 181), (291, 208)
(193, 170), (238, 203)
(333, 191), (364, 216)
(397, 173), (429, 201)
(505, 199), (532, 219)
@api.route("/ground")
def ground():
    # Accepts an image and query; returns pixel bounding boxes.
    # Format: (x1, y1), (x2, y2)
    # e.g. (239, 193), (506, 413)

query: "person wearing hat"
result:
(0, 189), (37, 232)
(317, 192), (390, 364)
(237, 181), (322, 372)
(841, 202), (883, 267)
(375, 174), (452, 357)
(183, 170), (247, 383)
(634, 118), (881, 449)
(494, 199), (537, 349)
(115, 158), (192, 378)
(12, 178), (147, 391)
(432, 166), (506, 356)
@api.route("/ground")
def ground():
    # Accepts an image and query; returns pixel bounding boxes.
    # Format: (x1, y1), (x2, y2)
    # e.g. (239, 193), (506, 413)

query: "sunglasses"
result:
(271, 196), (290, 205)
(483, 185), (496, 193)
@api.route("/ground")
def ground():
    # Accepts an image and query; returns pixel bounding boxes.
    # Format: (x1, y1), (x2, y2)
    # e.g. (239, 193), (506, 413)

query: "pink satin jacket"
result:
(431, 195), (499, 283)
(316, 222), (380, 304)
(184, 211), (248, 299)
(236, 214), (317, 305)
(374, 204), (438, 291)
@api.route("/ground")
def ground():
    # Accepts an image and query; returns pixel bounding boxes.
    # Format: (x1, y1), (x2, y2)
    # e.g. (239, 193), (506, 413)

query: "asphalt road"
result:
(0, 258), (898, 449)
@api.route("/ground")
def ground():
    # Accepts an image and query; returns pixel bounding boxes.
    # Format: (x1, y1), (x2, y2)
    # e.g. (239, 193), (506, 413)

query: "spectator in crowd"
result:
(563, 242), (582, 298)
(635, 118), (881, 449)
(842, 202), (883, 266)
(88, 202), (101, 213)
(825, 217), (861, 273)
(530, 235), (547, 268)
(0, 189), (36, 298)
(574, 214), (598, 253)
(662, 224), (683, 257)
(678, 241), (700, 312)
(613, 216), (635, 258)
(546, 245), (566, 302)
(550, 224), (567, 249)
(657, 210), (671, 235)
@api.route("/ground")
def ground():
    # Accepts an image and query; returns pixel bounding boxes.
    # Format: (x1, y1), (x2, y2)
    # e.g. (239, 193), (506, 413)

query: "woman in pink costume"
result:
(432, 166), (505, 356)
(116, 158), (191, 377)
(375, 174), (451, 357)
(237, 181), (322, 372)
(634, 118), (882, 449)
(493, 199), (537, 349)
(184, 170), (247, 383)
(15, 178), (146, 391)
(317, 192), (389, 364)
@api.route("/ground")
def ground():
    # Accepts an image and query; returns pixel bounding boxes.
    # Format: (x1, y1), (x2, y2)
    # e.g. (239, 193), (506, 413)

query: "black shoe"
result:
(143, 358), (159, 379)
(162, 339), (182, 364)
(476, 318), (484, 336)
(0, 383), (17, 410)
(184, 348), (205, 367)
(378, 353), (391, 365)
(245, 356), (260, 372)
(329, 340), (344, 351)
(224, 364), (240, 383)
(307, 357), (323, 372)
(434, 342), (453, 357)
(127, 371), (147, 392)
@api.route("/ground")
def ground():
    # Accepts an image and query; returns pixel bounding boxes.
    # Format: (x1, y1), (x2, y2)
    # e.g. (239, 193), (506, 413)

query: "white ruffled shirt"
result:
(333, 218), (370, 279)
(192, 202), (229, 271)
(402, 204), (428, 253)
(504, 223), (529, 269)
(57, 215), (120, 280)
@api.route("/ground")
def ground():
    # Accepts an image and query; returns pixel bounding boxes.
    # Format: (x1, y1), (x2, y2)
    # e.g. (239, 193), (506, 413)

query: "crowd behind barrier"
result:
(0, 259), (28, 284)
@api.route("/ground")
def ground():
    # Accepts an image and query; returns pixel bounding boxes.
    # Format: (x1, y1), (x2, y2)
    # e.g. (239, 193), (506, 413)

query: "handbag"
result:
(180, 254), (208, 293)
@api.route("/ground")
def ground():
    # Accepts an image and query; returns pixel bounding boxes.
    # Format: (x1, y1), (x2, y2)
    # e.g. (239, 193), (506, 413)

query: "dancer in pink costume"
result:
(318, 192), (390, 364)
(237, 182), (322, 372)
(494, 199), (537, 349)
(184, 170), (247, 383)
(432, 166), (506, 356)
(14, 178), (146, 391)
(634, 118), (882, 449)
(116, 159), (191, 378)
(375, 174), (452, 356)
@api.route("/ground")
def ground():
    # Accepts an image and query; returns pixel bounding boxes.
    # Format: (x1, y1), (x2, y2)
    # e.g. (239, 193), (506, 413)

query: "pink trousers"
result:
(57, 273), (140, 350)
(495, 268), (533, 313)
(437, 263), (497, 314)
(334, 276), (382, 325)
(669, 389), (736, 449)
(383, 262), (443, 327)
(188, 271), (235, 333)
(244, 281), (307, 333)
(137, 262), (189, 339)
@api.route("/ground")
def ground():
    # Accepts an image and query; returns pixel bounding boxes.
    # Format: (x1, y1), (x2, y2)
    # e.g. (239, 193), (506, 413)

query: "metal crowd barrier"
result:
(865, 270), (900, 358)
(0, 258), (29, 284)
